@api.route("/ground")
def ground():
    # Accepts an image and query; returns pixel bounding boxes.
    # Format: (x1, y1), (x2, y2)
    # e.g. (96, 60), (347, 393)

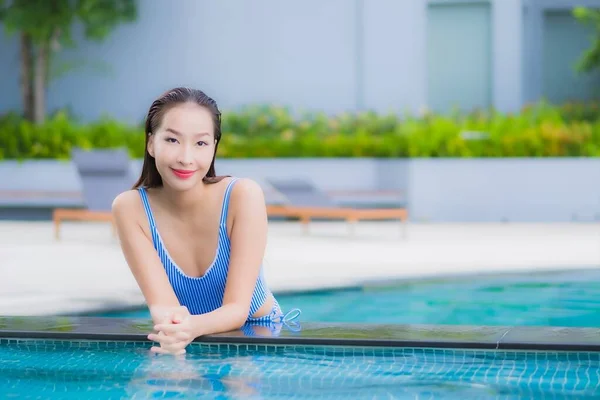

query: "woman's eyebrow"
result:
(165, 128), (210, 137)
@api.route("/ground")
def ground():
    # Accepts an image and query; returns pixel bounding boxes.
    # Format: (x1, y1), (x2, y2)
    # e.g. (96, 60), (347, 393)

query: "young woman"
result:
(112, 87), (300, 355)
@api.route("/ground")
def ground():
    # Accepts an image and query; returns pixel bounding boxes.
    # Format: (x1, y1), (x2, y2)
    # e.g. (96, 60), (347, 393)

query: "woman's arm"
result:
(186, 178), (269, 337)
(111, 190), (182, 325)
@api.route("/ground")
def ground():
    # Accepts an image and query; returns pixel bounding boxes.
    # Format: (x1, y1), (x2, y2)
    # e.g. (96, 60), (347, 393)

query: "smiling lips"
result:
(171, 168), (196, 179)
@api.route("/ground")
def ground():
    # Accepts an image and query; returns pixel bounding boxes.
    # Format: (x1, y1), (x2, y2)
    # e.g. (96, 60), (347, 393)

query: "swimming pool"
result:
(2, 339), (599, 399)
(95, 269), (600, 327)
(1, 316), (600, 399)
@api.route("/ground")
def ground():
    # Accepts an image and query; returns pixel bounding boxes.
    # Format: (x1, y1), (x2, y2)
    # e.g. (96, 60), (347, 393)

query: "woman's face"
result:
(148, 102), (216, 191)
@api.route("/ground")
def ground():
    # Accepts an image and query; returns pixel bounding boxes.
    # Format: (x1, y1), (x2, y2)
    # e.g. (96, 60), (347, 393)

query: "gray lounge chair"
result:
(52, 147), (133, 239)
(265, 177), (408, 236)
(267, 178), (336, 208)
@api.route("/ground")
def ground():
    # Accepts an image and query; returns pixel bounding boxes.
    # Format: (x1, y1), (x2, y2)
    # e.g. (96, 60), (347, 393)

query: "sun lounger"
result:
(52, 148), (132, 239)
(265, 178), (408, 236)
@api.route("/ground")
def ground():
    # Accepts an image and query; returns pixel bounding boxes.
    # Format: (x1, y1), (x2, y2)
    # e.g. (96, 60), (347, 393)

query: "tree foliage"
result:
(0, 0), (137, 124)
(573, 6), (600, 74)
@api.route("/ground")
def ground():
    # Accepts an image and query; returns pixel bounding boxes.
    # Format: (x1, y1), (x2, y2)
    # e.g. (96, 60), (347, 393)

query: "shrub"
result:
(1, 101), (599, 159)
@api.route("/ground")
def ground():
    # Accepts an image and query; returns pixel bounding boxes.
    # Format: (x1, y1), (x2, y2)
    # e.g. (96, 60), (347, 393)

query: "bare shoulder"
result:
(229, 178), (266, 212)
(230, 178), (265, 202)
(111, 189), (143, 221)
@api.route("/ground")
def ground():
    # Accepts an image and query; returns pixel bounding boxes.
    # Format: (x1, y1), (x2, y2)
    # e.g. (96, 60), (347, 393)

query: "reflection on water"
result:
(126, 351), (262, 398)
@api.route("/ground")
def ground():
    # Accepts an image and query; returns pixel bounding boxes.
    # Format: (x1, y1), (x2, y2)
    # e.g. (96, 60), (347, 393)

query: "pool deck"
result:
(1, 220), (599, 316)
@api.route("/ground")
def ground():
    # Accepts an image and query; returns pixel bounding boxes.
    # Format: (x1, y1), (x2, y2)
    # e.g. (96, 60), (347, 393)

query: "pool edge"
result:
(1, 316), (600, 352)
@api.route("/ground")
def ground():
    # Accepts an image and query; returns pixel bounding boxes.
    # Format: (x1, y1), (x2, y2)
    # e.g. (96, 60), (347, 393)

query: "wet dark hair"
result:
(133, 87), (227, 188)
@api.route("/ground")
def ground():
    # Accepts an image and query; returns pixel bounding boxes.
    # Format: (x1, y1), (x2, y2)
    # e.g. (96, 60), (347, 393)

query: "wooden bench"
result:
(266, 204), (408, 236)
(52, 209), (115, 240)
(0, 189), (116, 239)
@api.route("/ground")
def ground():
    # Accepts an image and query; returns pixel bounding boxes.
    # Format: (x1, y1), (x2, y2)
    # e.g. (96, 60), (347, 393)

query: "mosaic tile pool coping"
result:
(0, 316), (599, 351)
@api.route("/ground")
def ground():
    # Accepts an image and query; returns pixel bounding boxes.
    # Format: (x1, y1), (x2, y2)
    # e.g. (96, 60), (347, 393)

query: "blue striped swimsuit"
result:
(137, 177), (300, 327)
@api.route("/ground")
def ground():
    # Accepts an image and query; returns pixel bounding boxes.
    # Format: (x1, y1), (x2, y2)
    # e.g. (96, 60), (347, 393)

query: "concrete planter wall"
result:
(408, 158), (600, 222)
(131, 158), (410, 194)
(1, 157), (598, 222)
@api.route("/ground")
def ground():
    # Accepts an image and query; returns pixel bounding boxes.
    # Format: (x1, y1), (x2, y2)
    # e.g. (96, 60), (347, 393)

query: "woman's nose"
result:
(177, 147), (193, 165)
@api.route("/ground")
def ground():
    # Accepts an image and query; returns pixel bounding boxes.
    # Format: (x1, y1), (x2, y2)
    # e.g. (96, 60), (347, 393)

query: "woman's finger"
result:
(151, 346), (186, 355)
(171, 312), (189, 324)
(150, 346), (170, 354)
(148, 333), (179, 345)
(155, 335), (189, 351)
(157, 342), (187, 354)
(154, 323), (186, 334)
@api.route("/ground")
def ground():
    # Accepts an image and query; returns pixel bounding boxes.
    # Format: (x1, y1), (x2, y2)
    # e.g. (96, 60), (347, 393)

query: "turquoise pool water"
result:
(96, 270), (600, 327)
(1, 339), (599, 399)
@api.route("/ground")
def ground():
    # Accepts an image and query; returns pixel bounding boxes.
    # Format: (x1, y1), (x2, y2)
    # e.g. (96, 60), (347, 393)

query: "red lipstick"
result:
(171, 168), (195, 179)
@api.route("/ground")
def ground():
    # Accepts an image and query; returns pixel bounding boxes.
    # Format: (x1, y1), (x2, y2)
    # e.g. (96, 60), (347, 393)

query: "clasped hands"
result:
(147, 305), (196, 355)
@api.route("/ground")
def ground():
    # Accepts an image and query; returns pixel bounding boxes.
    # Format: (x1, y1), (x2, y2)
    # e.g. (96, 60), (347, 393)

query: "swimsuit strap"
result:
(137, 187), (157, 229)
(219, 177), (239, 226)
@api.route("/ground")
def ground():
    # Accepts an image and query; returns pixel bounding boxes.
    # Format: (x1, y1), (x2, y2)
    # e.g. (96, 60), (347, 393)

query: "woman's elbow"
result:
(231, 305), (249, 329)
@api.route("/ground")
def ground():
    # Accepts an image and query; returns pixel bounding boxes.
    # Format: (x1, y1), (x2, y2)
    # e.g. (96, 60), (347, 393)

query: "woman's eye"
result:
(197, 141), (208, 146)
(165, 138), (177, 143)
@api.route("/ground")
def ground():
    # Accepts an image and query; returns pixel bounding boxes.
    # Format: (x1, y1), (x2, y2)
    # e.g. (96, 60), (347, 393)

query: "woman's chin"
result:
(163, 176), (201, 192)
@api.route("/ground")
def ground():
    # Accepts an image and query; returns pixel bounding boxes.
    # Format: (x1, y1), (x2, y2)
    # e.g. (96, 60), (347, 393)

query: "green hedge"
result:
(1, 101), (600, 159)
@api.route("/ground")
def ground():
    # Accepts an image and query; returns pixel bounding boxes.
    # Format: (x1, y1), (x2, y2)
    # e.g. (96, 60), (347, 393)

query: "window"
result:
(427, 1), (492, 113)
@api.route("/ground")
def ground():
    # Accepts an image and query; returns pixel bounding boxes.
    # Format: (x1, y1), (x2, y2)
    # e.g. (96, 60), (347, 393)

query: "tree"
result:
(573, 7), (600, 74)
(0, 0), (137, 124)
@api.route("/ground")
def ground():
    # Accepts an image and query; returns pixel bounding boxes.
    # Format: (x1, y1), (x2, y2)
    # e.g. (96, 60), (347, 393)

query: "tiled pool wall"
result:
(1, 316), (600, 352)
(4, 336), (600, 373)
(4, 336), (600, 399)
